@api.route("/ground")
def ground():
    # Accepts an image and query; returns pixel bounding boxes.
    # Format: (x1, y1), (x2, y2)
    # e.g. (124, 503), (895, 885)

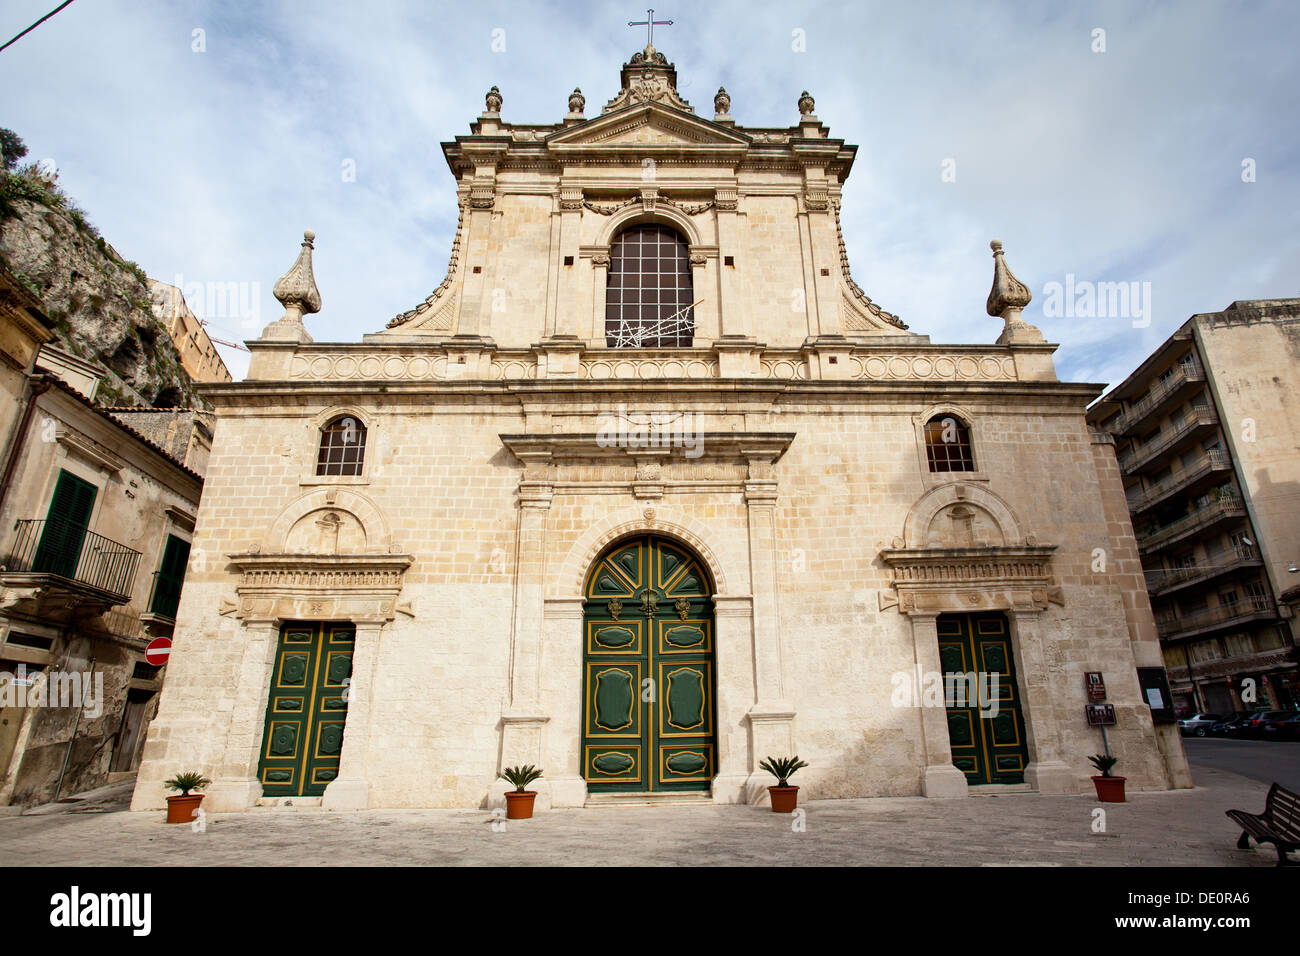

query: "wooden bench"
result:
(1226, 782), (1300, 866)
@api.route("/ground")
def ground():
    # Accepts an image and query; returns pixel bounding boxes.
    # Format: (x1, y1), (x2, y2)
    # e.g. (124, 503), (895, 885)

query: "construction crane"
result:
(198, 320), (250, 352)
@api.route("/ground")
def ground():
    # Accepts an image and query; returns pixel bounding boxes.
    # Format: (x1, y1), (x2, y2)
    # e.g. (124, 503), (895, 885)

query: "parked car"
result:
(1178, 713), (1224, 737)
(1240, 710), (1294, 739)
(1258, 712), (1300, 741)
(1209, 713), (1253, 737)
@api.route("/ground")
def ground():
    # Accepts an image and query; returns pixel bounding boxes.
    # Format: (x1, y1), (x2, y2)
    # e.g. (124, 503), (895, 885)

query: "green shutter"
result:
(33, 470), (97, 578)
(149, 534), (191, 618)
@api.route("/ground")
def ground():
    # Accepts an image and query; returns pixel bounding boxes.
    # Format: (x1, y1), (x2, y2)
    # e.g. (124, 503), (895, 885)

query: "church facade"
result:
(132, 46), (1190, 812)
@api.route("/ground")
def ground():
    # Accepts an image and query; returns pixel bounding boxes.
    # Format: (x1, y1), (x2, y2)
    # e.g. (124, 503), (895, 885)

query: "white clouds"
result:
(1, 0), (1296, 390)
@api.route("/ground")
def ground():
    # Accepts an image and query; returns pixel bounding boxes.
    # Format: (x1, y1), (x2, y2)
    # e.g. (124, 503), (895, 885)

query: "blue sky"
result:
(2, 0), (1297, 387)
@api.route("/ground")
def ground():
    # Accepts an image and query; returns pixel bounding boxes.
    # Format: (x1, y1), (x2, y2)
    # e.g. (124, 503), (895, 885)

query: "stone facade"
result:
(132, 47), (1189, 812)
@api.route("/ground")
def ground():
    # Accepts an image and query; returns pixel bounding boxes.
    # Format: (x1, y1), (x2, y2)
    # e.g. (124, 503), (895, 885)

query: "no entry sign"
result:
(145, 637), (172, 666)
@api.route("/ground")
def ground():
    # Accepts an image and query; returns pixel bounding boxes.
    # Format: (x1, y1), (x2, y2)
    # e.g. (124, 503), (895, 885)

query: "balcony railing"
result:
(1155, 594), (1276, 640)
(2, 518), (140, 600)
(1113, 359), (1205, 435)
(1137, 494), (1246, 552)
(1118, 407), (1219, 472)
(1147, 545), (1261, 595)
(1126, 450), (1231, 514)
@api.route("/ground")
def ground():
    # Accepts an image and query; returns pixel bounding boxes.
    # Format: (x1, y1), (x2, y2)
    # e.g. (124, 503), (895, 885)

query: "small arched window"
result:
(317, 415), (367, 476)
(924, 415), (975, 472)
(605, 223), (694, 348)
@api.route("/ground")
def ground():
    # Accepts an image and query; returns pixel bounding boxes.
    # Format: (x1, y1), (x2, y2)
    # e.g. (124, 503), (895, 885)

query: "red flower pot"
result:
(505, 790), (537, 819)
(1092, 775), (1126, 803)
(165, 793), (204, 824)
(768, 785), (799, 813)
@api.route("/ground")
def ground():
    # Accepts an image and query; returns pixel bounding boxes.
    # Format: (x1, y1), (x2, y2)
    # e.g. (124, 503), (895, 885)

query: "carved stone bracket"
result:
(226, 552), (414, 624)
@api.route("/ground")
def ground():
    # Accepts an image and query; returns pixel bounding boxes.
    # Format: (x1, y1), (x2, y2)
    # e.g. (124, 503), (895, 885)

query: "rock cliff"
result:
(0, 193), (203, 409)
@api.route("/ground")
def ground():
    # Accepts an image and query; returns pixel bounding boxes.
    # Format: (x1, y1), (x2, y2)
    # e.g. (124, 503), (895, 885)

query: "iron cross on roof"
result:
(628, 8), (672, 48)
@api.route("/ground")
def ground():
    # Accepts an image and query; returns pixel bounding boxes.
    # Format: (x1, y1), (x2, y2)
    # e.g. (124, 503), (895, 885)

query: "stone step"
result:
(968, 783), (1037, 796)
(255, 796), (323, 809)
(584, 792), (715, 808)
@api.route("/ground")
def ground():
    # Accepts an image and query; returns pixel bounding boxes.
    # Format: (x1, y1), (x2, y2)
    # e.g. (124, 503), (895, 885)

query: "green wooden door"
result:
(34, 470), (97, 577)
(257, 623), (354, 797)
(582, 535), (715, 793)
(937, 613), (1029, 785)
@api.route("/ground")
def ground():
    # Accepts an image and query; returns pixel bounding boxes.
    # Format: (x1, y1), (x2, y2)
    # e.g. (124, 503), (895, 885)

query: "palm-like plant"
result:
(759, 756), (809, 787)
(1088, 754), (1118, 778)
(163, 771), (211, 796)
(499, 764), (543, 793)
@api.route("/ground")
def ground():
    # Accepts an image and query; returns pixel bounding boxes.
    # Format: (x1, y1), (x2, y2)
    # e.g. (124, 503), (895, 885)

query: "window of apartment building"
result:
(1218, 588), (1239, 608)
(1246, 580), (1269, 602)
(1171, 551), (1197, 572)
(1228, 531), (1253, 555)
(1224, 633), (1254, 658)
(1257, 627), (1287, 651)
(1168, 406), (1185, 428)
(1190, 640), (1222, 662)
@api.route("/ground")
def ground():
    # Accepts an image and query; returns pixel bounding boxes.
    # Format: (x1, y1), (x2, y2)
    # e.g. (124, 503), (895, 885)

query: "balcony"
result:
(1118, 407), (1219, 474)
(1155, 594), (1277, 641)
(1126, 450), (1233, 515)
(1147, 545), (1262, 596)
(1112, 359), (1206, 436)
(1137, 494), (1246, 554)
(0, 518), (141, 620)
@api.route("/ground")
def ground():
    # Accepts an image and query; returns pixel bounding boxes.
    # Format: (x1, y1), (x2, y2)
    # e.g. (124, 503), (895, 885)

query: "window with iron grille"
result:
(605, 224), (694, 347)
(924, 415), (975, 472)
(316, 416), (367, 476)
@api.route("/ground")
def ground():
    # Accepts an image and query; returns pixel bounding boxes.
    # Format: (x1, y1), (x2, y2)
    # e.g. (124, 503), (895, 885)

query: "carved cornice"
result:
(225, 552), (415, 624)
(500, 431), (793, 465)
(878, 546), (1064, 614)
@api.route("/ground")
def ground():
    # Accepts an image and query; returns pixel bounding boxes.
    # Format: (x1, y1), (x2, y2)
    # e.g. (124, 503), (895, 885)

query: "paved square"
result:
(0, 766), (1283, 866)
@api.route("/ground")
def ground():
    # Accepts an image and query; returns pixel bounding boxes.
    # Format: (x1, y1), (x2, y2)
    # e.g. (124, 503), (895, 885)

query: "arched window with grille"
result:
(605, 223), (694, 347)
(316, 415), (367, 476)
(924, 415), (975, 472)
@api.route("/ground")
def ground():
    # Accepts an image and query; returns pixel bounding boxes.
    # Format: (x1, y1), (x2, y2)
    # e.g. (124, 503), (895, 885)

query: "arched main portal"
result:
(582, 534), (716, 793)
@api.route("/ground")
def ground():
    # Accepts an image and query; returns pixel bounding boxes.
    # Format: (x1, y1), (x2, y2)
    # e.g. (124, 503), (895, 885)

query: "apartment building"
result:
(1088, 299), (1300, 715)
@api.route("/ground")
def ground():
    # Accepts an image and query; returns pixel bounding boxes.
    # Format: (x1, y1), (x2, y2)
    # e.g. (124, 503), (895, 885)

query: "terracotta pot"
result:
(165, 793), (204, 824)
(504, 790), (537, 819)
(768, 785), (799, 813)
(1092, 775), (1126, 803)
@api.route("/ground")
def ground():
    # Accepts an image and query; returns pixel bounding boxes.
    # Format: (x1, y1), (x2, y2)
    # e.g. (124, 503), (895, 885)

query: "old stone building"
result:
(0, 335), (212, 806)
(132, 45), (1190, 813)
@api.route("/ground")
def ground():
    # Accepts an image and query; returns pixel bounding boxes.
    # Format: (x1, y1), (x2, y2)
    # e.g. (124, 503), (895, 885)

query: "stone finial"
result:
(485, 85), (502, 114)
(273, 230), (321, 317)
(985, 239), (1044, 345)
(568, 88), (586, 115)
(714, 86), (731, 116)
(798, 90), (816, 115)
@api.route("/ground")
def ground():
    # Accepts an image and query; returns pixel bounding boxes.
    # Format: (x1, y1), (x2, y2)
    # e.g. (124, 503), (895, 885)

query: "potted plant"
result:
(499, 765), (543, 819)
(759, 755), (808, 813)
(163, 771), (211, 823)
(1088, 754), (1126, 802)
